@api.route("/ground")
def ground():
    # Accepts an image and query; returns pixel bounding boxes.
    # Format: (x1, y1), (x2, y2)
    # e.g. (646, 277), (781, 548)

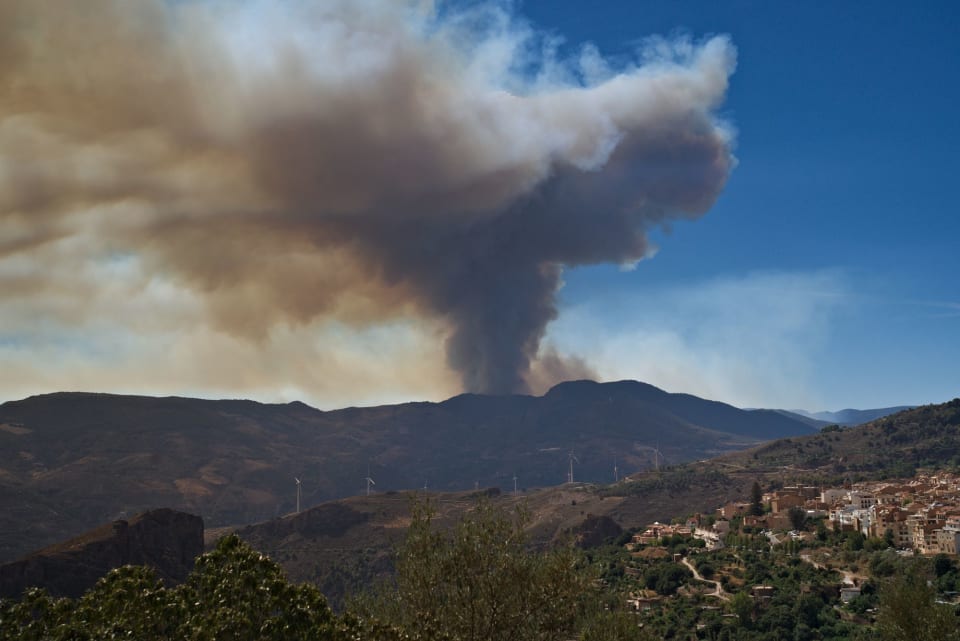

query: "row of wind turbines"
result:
(569, 444), (664, 484)
(291, 445), (665, 514)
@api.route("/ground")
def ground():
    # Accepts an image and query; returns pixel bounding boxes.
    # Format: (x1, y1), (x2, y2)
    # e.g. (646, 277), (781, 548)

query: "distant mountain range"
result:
(785, 406), (916, 426)
(0, 379), (818, 562)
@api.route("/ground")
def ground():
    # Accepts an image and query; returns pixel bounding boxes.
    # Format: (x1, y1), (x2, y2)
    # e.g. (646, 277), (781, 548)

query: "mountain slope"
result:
(716, 399), (960, 478)
(0, 380), (816, 562)
(543, 380), (818, 441)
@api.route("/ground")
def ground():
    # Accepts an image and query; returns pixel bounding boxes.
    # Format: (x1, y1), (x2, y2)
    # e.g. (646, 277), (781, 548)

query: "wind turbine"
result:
(364, 466), (376, 497)
(567, 450), (579, 484)
(513, 473), (518, 496)
(295, 477), (302, 514)
(653, 442), (664, 472)
(614, 457), (619, 483)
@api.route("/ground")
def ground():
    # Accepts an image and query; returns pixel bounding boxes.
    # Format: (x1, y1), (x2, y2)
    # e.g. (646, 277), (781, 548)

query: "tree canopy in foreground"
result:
(0, 499), (648, 641)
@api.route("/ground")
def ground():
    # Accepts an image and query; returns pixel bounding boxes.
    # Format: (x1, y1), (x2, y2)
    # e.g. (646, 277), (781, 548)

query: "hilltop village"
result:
(634, 472), (960, 556)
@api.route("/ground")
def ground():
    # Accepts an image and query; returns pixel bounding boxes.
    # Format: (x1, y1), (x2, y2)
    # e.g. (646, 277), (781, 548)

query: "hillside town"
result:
(633, 472), (960, 556)
(764, 473), (960, 555)
(619, 472), (960, 637)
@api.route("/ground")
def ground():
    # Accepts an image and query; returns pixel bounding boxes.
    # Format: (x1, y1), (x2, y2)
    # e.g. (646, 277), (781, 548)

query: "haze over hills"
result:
(0, 379), (817, 562)
(787, 406), (916, 426)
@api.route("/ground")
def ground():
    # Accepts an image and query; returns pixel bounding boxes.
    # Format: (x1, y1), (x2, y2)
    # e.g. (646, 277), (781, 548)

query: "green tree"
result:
(876, 563), (960, 641)
(177, 534), (338, 641)
(787, 505), (806, 531)
(845, 531), (866, 551)
(730, 591), (753, 626)
(749, 481), (764, 516)
(816, 519), (829, 542)
(643, 563), (692, 596)
(0, 535), (397, 641)
(74, 565), (179, 639)
(578, 609), (656, 641)
(932, 553), (953, 578)
(0, 587), (76, 641)
(884, 527), (896, 548)
(361, 499), (592, 641)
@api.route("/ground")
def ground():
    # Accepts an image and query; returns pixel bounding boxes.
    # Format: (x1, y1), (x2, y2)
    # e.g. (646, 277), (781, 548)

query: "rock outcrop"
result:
(570, 513), (623, 549)
(0, 508), (203, 599)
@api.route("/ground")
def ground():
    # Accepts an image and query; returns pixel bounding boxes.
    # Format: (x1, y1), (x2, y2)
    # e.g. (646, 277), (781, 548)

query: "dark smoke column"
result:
(441, 250), (563, 395)
(393, 108), (735, 395)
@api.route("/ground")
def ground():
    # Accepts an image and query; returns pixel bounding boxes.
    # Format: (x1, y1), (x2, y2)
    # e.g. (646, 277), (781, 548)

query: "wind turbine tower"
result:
(567, 450), (579, 484)
(295, 477), (302, 514)
(614, 458), (619, 483)
(364, 466), (376, 497)
(513, 473), (518, 496)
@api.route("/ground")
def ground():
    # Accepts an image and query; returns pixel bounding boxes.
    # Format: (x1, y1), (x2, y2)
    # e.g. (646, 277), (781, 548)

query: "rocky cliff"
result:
(0, 508), (203, 599)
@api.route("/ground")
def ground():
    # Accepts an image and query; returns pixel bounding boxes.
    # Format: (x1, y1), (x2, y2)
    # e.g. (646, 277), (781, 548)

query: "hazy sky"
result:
(1, 0), (957, 411)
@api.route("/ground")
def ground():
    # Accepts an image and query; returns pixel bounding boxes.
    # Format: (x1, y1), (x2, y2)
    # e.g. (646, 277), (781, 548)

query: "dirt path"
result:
(682, 556), (729, 601)
(800, 553), (860, 586)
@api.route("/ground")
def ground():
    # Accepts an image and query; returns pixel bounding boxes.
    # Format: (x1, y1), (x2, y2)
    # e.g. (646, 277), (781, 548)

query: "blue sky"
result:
(0, 0), (956, 411)
(518, 0), (959, 409)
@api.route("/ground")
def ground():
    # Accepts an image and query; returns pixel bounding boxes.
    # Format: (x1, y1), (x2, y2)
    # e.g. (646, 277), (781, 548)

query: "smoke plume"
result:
(0, 1), (736, 395)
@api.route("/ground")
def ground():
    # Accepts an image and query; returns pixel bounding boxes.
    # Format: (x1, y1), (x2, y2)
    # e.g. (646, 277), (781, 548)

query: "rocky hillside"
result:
(0, 509), (202, 599)
(712, 398), (960, 480)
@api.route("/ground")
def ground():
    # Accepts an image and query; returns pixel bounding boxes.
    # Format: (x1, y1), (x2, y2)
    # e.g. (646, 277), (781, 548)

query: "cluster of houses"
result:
(631, 521), (695, 545)
(630, 518), (722, 550)
(822, 475), (960, 554)
(721, 473), (960, 555)
(631, 473), (960, 556)
(624, 474), (960, 612)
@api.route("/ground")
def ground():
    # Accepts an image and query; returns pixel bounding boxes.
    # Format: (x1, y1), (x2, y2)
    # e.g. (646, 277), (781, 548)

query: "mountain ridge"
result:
(0, 380), (817, 562)
(3, 398), (956, 606)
